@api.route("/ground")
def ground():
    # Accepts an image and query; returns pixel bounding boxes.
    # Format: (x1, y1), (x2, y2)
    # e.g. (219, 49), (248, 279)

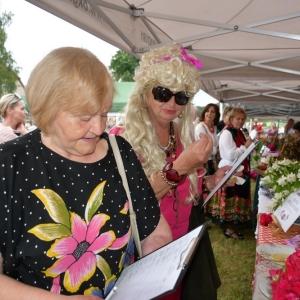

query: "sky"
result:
(0, 0), (218, 105)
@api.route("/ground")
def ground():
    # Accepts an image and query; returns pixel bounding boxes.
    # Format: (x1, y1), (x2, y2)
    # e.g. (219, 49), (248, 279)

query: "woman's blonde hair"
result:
(26, 47), (115, 134)
(122, 43), (201, 203)
(0, 94), (22, 118)
(229, 107), (247, 122)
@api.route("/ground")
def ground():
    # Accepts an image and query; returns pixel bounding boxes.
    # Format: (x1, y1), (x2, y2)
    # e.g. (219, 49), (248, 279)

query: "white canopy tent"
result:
(26, 0), (300, 119)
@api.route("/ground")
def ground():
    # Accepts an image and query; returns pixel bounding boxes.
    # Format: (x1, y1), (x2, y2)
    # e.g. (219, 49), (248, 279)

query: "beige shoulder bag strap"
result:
(108, 134), (143, 258)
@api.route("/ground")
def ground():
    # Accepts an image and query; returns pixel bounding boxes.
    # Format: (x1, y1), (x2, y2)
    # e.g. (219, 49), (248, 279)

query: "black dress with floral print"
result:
(0, 130), (160, 297)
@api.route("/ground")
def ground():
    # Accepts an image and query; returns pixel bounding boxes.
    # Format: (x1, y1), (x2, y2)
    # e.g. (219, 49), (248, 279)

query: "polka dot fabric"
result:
(0, 129), (160, 295)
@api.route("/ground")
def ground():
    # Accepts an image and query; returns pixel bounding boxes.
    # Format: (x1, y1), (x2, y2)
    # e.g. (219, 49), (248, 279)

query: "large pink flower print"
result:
(44, 212), (115, 292)
(28, 181), (130, 293)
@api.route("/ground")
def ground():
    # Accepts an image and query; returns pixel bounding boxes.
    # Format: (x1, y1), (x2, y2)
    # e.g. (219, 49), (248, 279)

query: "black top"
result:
(0, 129), (160, 297)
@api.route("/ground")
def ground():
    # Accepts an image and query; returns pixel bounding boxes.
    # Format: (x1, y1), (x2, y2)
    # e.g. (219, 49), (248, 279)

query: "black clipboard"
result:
(105, 223), (207, 300)
(202, 139), (260, 207)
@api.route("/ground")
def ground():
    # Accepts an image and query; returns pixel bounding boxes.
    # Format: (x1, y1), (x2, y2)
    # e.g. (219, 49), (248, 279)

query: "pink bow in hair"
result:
(164, 46), (202, 69)
(180, 46), (202, 69)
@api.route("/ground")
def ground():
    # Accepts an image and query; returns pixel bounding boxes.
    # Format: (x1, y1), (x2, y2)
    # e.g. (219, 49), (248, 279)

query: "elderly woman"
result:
(0, 47), (172, 300)
(195, 103), (220, 175)
(216, 108), (253, 239)
(0, 93), (28, 143)
(110, 43), (237, 300)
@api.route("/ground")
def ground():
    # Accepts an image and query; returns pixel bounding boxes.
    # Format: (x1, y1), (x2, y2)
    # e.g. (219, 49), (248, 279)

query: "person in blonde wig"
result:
(0, 47), (172, 299)
(110, 43), (238, 300)
(0, 93), (28, 143)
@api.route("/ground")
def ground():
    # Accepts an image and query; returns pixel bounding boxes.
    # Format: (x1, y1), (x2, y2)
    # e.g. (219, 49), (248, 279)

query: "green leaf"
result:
(85, 181), (106, 222)
(28, 223), (71, 241)
(31, 189), (70, 228)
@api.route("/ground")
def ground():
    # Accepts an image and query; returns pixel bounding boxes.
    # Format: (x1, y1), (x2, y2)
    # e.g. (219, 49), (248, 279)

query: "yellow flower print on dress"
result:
(28, 181), (131, 294)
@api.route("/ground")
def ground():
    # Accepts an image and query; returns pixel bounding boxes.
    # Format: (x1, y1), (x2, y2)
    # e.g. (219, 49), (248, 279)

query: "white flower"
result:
(286, 173), (297, 183)
(263, 159), (300, 210)
(272, 162), (280, 171)
(280, 158), (292, 166)
(266, 201), (275, 212)
(277, 176), (287, 186)
(261, 176), (271, 185)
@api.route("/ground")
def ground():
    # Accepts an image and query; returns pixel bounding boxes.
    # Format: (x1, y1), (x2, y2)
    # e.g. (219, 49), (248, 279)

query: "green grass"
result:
(209, 178), (257, 300)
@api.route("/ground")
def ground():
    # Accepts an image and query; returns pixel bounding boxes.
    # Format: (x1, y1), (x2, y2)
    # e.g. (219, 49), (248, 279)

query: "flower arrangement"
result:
(269, 249), (300, 299)
(260, 158), (300, 211)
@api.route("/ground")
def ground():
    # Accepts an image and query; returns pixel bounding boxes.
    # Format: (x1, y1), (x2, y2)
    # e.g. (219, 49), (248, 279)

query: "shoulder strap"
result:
(108, 134), (143, 258)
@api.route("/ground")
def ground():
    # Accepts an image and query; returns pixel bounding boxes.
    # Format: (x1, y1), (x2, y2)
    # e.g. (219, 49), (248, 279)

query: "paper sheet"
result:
(106, 225), (204, 300)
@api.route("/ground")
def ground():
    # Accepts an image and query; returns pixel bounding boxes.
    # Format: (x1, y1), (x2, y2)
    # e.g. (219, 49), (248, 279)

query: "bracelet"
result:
(203, 175), (214, 192)
(163, 162), (187, 183)
(159, 169), (178, 187)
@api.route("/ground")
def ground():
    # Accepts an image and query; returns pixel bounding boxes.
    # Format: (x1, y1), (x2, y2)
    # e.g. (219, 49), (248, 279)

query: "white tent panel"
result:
(26, 0), (300, 118)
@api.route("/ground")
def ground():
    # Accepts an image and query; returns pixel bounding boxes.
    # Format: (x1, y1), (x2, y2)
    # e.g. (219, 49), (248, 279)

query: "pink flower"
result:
(44, 212), (116, 292)
(270, 249), (300, 300)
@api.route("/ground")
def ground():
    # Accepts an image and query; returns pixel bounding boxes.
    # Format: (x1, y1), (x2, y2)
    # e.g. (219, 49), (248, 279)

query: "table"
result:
(252, 187), (287, 300)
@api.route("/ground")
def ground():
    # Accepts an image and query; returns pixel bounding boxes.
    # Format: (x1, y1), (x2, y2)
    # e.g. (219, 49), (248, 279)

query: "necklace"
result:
(204, 121), (214, 133)
(158, 122), (177, 159)
(158, 135), (171, 151)
(167, 122), (177, 159)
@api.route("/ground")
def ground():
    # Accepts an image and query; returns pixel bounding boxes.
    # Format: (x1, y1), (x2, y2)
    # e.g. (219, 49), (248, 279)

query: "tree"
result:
(0, 7), (20, 96)
(109, 50), (139, 82)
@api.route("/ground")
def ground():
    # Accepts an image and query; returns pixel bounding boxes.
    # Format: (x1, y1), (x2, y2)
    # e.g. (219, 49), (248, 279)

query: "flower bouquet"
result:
(260, 158), (300, 211)
(269, 249), (300, 299)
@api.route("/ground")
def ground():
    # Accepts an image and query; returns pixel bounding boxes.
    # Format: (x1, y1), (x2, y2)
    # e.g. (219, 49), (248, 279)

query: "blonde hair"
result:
(26, 47), (115, 134)
(0, 94), (22, 118)
(122, 43), (201, 203)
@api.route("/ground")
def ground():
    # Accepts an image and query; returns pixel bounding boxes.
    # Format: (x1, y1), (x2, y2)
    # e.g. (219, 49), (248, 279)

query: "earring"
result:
(178, 113), (183, 119)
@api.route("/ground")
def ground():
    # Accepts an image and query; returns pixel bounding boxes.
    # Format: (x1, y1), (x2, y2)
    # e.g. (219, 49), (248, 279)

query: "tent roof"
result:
(27, 0), (300, 119)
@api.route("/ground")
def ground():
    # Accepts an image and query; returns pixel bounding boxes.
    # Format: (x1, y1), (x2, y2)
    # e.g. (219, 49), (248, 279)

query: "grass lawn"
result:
(209, 178), (257, 300)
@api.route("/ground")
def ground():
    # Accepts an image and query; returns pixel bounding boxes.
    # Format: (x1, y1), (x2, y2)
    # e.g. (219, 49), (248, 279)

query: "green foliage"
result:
(0, 7), (19, 96)
(0, 6), (20, 96)
(109, 50), (139, 82)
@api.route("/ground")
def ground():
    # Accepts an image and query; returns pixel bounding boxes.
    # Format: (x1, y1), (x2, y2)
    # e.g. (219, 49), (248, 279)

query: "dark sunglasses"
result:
(152, 86), (190, 106)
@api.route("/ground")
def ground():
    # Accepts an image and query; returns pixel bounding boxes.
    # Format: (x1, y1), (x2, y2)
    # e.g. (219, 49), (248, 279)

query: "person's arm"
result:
(219, 130), (247, 161)
(141, 214), (172, 255)
(149, 134), (213, 199)
(0, 274), (101, 300)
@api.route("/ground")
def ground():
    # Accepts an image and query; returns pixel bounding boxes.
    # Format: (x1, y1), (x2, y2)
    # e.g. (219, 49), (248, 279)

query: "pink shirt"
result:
(0, 124), (19, 143)
(109, 126), (202, 240)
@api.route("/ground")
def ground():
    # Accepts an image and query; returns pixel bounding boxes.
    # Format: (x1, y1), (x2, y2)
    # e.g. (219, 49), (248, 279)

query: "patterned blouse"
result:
(0, 130), (160, 297)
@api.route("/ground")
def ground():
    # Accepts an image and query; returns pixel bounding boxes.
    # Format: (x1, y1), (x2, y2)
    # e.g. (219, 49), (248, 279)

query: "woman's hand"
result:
(210, 165), (243, 188)
(244, 137), (253, 148)
(15, 123), (28, 135)
(173, 133), (213, 175)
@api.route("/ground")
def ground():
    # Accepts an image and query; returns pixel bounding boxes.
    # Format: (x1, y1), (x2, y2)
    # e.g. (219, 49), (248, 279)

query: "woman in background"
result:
(194, 103), (220, 175)
(210, 108), (253, 239)
(0, 93), (28, 143)
(217, 106), (233, 135)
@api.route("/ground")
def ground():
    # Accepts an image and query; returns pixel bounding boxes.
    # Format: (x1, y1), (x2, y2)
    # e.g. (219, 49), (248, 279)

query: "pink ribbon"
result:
(180, 46), (202, 69)
(164, 46), (202, 69)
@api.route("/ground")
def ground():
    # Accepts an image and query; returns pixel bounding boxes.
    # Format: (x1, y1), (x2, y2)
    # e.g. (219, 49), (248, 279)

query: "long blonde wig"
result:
(122, 43), (201, 203)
